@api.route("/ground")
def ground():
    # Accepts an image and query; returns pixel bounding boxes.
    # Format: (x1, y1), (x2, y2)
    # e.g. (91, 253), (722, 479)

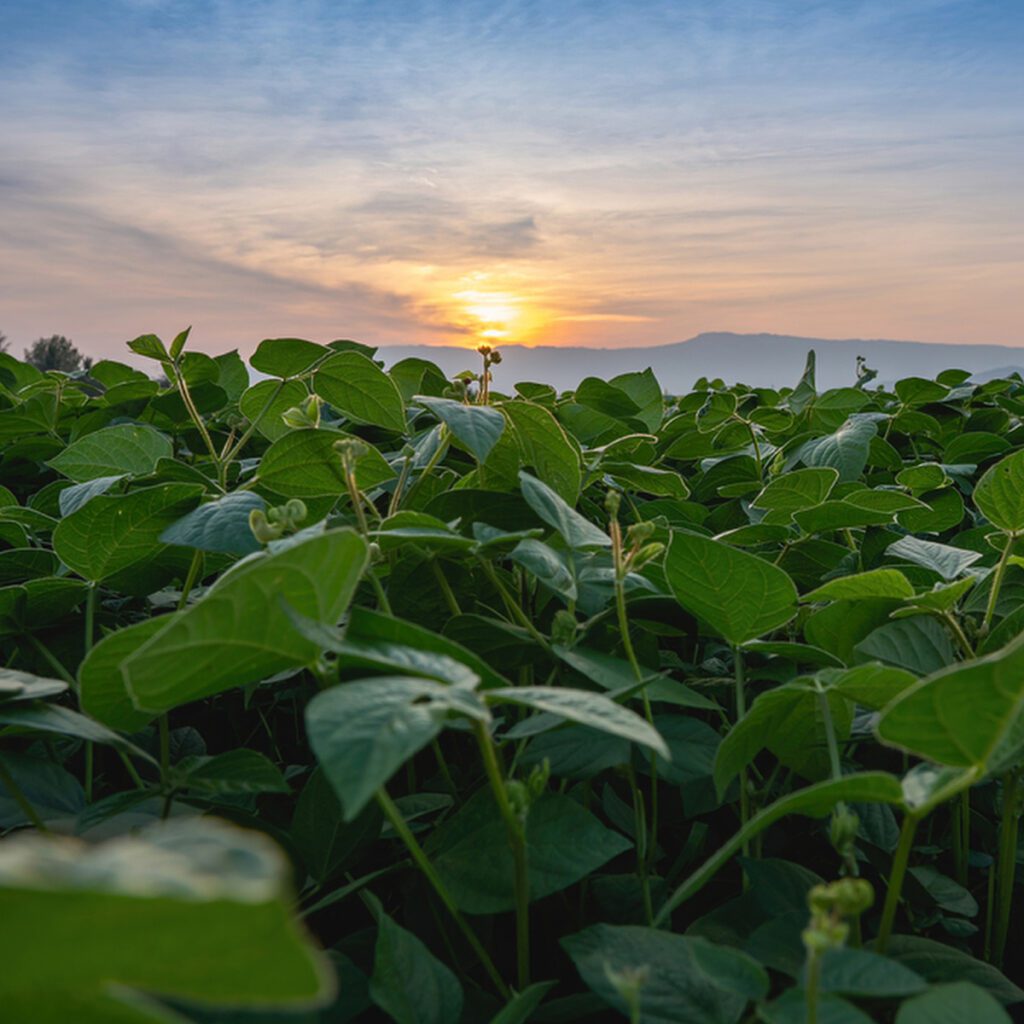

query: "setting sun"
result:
(454, 289), (522, 341)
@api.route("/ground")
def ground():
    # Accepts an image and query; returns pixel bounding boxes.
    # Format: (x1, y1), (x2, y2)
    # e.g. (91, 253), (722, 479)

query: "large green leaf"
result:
(490, 686), (670, 758)
(803, 569), (914, 602)
(121, 529), (368, 714)
(656, 773), (904, 923)
(425, 790), (632, 913)
(895, 982), (1011, 1024)
(664, 531), (797, 645)
(886, 536), (982, 580)
(239, 379), (309, 441)
(562, 924), (767, 1024)
(314, 352), (407, 432)
(0, 819), (333, 1023)
(48, 425), (173, 483)
(751, 467), (839, 513)
(415, 395), (505, 463)
(307, 675), (488, 821)
(502, 400), (581, 503)
(876, 631), (1024, 768)
(974, 449), (1024, 533)
(519, 470), (610, 549)
(256, 429), (393, 496)
(53, 484), (205, 582)
(796, 415), (880, 482)
(369, 903), (464, 1024)
(160, 490), (265, 556)
(250, 338), (327, 378)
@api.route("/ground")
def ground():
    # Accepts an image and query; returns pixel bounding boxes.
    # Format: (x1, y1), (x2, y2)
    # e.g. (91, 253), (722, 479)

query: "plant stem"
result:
(992, 770), (1021, 967)
(876, 813), (919, 952)
(84, 740), (94, 803)
(952, 789), (969, 887)
(177, 550), (204, 610)
(159, 714), (173, 819)
(735, 648), (751, 859)
(474, 721), (530, 990)
(0, 756), (49, 832)
(368, 570), (392, 614)
(942, 612), (974, 659)
(805, 947), (822, 1024)
(982, 532), (1016, 634)
(223, 380), (285, 464)
(430, 559), (462, 616)
(26, 633), (75, 685)
(477, 557), (552, 653)
(401, 426), (449, 508)
(83, 584), (96, 654)
(375, 786), (510, 998)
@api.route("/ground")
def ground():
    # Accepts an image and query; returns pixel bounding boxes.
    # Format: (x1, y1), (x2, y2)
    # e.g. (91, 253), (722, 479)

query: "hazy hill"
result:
(376, 332), (1024, 392)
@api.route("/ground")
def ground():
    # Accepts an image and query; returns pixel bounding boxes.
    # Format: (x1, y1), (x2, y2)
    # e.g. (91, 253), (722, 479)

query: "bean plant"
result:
(0, 333), (1022, 1023)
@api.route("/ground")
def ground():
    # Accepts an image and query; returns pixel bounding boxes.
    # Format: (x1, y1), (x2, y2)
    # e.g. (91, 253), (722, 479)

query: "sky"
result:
(1, 0), (1022, 362)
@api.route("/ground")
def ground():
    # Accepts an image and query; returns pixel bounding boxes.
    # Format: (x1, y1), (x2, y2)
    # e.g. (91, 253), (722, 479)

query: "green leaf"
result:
(886, 535), (982, 580)
(416, 395), (505, 463)
(605, 462), (689, 499)
(126, 333), (171, 362)
(752, 468), (839, 512)
(664, 531), (797, 646)
(895, 982), (1011, 1024)
(0, 668), (67, 703)
(562, 924), (768, 1024)
(177, 749), (290, 795)
(491, 686), (670, 758)
(307, 675), (488, 820)
(760, 990), (872, 1024)
(122, 529), (368, 714)
(842, 489), (927, 513)
(877, 630), (1024, 768)
(250, 338), (327, 378)
(0, 818), (333, 1023)
(803, 569), (914, 602)
(239, 379), (308, 441)
(48, 425), (173, 482)
(657, 773), (904, 922)
(291, 769), (382, 884)
(519, 470), (610, 549)
(796, 415), (880, 482)
(257, 429), (393, 497)
(0, 704), (150, 763)
(314, 352), (407, 432)
(879, 936), (1023, 1006)
(508, 538), (577, 601)
(426, 790), (632, 913)
(160, 491), (265, 556)
(502, 400), (582, 504)
(79, 617), (168, 730)
(369, 903), (463, 1024)
(488, 982), (557, 1024)
(974, 449), (1024, 533)
(53, 484), (205, 582)
(815, 947), (926, 997)
(826, 663), (918, 709)
(854, 616), (954, 675)
(57, 475), (125, 517)
(909, 865), (978, 917)
(794, 501), (894, 533)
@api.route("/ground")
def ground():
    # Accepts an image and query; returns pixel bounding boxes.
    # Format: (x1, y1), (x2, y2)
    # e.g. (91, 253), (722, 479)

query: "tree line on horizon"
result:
(0, 329), (93, 373)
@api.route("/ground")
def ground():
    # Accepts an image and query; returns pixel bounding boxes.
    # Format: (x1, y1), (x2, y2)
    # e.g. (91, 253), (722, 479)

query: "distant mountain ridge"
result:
(375, 331), (1024, 392)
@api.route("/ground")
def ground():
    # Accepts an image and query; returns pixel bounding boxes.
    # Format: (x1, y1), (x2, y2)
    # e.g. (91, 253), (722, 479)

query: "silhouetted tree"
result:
(23, 335), (92, 372)
(0, 330), (8, 353)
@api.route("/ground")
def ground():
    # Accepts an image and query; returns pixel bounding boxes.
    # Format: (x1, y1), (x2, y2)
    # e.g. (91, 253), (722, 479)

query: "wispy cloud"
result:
(1, 0), (1022, 361)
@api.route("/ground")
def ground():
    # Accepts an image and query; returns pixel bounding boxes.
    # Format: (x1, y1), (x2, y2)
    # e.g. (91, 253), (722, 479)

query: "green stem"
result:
(474, 721), (530, 990)
(477, 558), (552, 653)
(375, 787), (510, 998)
(159, 714), (173, 819)
(387, 451), (415, 517)
(174, 365), (220, 467)
(84, 740), (94, 803)
(430, 559), (462, 616)
(117, 749), (146, 789)
(876, 813), (919, 953)
(982, 532), (1016, 634)
(942, 612), (974, 660)
(805, 947), (822, 1024)
(223, 380), (285, 464)
(83, 584), (96, 654)
(26, 633), (75, 685)
(0, 756), (49, 832)
(177, 550), (204, 610)
(401, 426), (449, 508)
(368, 570), (392, 614)
(735, 648), (751, 859)
(992, 770), (1021, 967)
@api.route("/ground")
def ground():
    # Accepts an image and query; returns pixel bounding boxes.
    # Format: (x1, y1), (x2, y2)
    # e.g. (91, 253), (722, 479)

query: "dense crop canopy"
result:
(1, 336), (1023, 1021)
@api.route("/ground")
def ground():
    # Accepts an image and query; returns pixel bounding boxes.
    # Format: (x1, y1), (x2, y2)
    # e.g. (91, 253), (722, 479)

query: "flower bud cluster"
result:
(248, 499), (308, 544)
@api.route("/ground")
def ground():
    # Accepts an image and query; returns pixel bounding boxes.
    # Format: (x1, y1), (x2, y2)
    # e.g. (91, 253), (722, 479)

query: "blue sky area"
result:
(2, 0), (1022, 360)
